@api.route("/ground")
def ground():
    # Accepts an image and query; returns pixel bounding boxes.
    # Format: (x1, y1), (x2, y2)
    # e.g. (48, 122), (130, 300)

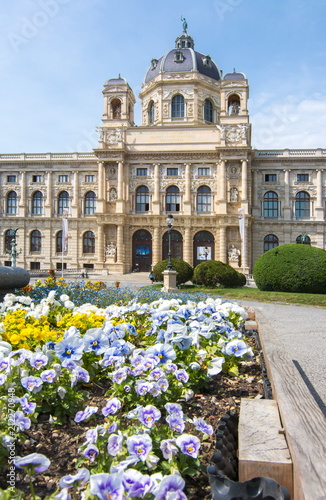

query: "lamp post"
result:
(166, 214), (174, 270)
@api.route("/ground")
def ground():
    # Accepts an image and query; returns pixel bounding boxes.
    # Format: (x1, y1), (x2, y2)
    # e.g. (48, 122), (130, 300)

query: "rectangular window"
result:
(265, 174), (277, 182)
(297, 174), (309, 182)
(56, 263), (67, 270)
(7, 175), (16, 183)
(198, 168), (210, 176)
(85, 175), (95, 182)
(4, 261), (12, 267)
(83, 263), (94, 269)
(59, 175), (68, 183)
(30, 262), (41, 270)
(167, 168), (178, 176)
(137, 168), (148, 176)
(32, 175), (42, 183)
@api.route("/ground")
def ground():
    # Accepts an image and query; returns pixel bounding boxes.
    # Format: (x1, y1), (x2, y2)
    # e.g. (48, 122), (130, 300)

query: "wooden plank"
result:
(255, 310), (326, 500)
(239, 398), (293, 496)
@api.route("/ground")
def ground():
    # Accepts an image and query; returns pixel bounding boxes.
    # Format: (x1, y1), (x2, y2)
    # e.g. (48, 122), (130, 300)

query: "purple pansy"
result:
(89, 472), (124, 500)
(176, 434), (201, 458)
(193, 417), (214, 435)
(102, 397), (122, 416)
(160, 439), (178, 460)
(137, 405), (161, 428)
(59, 468), (90, 489)
(21, 375), (43, 393)
(19, 397), (36, 414)
(14, 453), (50, 473)
(40, 369), (57, 383)
(83, 444), (99, 462)
(135, 380), (152, 396)
(174, 369), (189, 383)
(13, 411), (31, 431)
(107, 433), (123, 457)
(166, 413), (185, 434)
(123, 469), (153, 498)
(153, 474), (187, 500)
(74, 406), (98, 423)
(127, 434), (152, 462)
(29, 352), (48, 370)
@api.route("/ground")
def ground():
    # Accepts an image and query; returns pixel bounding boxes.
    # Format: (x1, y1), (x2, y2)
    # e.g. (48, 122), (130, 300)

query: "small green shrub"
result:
(193, 260), (244, 288)
(253, 244), (326, 293)
(153, 258), (194, 286)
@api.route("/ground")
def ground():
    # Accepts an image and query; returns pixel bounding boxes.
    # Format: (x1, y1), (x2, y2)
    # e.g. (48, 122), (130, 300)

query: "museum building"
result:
(0, 27), (325, 274)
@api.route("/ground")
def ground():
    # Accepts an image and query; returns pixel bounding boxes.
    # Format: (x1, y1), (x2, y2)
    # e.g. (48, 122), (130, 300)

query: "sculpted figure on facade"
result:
(228, 244), (240, 261)
(106, 242), (116, 258)
(230, 187), (238, 202)
(109, 187), (117, 201)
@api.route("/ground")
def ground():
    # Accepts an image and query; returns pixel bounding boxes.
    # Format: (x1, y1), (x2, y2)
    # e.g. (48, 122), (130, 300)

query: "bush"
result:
(153, 258), (194, 286)
(193, 260), (245, 288)
(253, 244), (326, 293)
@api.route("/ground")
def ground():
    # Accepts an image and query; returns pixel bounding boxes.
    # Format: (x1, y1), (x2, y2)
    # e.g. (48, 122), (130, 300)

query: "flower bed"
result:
(0, 281), (258, 499)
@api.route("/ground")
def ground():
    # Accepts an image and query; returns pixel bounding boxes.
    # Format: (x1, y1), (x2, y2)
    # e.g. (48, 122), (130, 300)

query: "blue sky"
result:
(0, 0), (325, 153)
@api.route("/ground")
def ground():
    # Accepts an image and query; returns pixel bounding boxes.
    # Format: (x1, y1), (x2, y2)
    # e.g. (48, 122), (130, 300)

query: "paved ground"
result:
(238, 300), (326, 417)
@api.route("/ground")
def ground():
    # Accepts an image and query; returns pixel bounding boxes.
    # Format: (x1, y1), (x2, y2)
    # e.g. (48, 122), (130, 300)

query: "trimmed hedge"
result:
(193, 260), (246, 288)
(153, 258), (194, 286)
(253, 244), (326, 293)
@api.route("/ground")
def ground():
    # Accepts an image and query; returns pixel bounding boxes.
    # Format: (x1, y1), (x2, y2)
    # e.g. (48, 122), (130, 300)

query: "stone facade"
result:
(0, 30), (325, 275)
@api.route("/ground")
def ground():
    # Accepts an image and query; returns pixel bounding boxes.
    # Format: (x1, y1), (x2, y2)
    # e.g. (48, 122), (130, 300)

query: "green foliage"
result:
(253, 244), (326, 293)
(193, 260), (245, 288)
(153, 258), (193, 286)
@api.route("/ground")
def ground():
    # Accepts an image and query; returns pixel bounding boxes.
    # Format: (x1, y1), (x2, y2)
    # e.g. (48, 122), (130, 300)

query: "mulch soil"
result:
(1, 338), (263, 499)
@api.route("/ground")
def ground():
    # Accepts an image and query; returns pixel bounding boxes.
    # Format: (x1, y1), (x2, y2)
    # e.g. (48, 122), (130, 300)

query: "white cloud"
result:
(251, 94), (326, 150)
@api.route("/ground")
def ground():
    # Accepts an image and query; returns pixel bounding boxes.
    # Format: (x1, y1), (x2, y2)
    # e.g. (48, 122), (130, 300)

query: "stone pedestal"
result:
(163, 269), (178, 292)
(0, 266), (30, 301)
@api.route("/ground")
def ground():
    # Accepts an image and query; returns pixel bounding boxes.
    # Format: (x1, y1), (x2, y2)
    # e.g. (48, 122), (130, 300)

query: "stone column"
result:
(97, 162), (105, 213)
(97, 225), (105, 267)
(184, 227), (192, 266)
(218, 160), (227, 214)
(116, 161), (125, 213)
(184, 163), (191, 215)
(152, 226), (160, 265)
(241, 159), (249, 214)
(316, 169), (324, 220)
(117, 224), (124, 264)
(283, 169), (291, 219)
(220, 226), (227, 263)
(43, 171), (52, 217)
(71, 171), (79, 217)
(19, 171), (26, 217)
(152, 164), (160, 214)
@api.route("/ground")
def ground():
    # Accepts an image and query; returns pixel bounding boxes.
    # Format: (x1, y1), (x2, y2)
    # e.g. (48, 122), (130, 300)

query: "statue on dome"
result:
(181, 16), (188, 33)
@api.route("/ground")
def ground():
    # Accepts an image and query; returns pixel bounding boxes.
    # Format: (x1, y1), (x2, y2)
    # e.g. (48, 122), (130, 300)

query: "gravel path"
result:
(238, 300), (326, 416)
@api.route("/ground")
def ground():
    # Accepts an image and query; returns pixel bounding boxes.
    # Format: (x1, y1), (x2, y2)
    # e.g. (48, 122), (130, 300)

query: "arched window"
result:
(263, 191), (278, 218)
(197, 186), (211, 212)
(171, 94), (185, 118)
(4, 229), (16, 253)
(58, 191), (69, 215)
(148, 101), (155, 124)
(204, 99), (213, 123)
(84, 191), (96, 215)
(136, 185), (150, 212)
(7, 191), (17, 214)
(32, 191), (43, 215)
(228, 94), (241, 115)
(83, 231), (95, 254)
(295, 191), (310, 218)
(166, 185), (180, 212)
(111, 98), (121, 119)
(56, 230), (63, 253)
(264, 234), (279, 252)
(30, 230), (41, 252)
(296, 234), (311, 245)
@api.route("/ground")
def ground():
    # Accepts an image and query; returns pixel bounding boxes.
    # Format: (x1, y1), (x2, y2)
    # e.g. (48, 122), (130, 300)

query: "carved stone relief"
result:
(227, 163), (241, 178)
